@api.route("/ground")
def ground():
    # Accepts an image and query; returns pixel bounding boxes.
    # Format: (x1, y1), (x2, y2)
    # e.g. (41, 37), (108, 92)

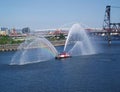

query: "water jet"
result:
(11, 36), (58, 65)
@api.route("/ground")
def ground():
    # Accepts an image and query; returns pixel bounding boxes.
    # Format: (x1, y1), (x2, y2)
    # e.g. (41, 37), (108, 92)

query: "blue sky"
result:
(0, 0), (120, 29)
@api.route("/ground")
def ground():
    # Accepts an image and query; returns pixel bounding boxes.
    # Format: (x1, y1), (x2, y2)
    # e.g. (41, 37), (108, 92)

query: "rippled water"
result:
(0, 41), (120, 92)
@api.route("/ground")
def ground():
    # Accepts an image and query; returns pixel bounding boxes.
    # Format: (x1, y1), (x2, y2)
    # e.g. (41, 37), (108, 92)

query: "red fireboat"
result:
(55, 52), (71, 59)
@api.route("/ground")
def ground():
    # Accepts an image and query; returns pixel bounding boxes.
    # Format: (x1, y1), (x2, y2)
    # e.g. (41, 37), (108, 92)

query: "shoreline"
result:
(0, 40), (65, 52)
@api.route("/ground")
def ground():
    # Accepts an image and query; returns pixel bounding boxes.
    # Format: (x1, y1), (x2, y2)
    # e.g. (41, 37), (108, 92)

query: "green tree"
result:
(59, 33), (65, 40)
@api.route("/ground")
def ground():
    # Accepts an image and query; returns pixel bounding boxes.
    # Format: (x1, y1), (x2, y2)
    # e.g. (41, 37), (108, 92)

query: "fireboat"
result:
(55, 52), (71, 59)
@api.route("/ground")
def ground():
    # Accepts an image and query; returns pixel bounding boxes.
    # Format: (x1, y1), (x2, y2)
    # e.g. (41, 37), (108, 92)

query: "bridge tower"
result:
(103, 5), (111, 45)
(103, 5), (120, 45)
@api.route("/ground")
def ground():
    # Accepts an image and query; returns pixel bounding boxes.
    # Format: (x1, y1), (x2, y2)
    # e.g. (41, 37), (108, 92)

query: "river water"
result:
(0, 41), (120, 92)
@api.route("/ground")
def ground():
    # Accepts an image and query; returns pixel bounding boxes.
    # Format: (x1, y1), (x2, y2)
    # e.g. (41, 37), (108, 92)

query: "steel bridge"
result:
(103, 5), (120, 45)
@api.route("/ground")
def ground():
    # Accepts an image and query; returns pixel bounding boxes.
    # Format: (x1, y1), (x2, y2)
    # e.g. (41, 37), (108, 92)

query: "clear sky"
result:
(0, 0), (120, 30)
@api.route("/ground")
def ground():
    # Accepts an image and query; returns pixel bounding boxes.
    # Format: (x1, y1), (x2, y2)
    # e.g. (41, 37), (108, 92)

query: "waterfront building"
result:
(0, 27), (9, 35)
(22, 27), (30, 34)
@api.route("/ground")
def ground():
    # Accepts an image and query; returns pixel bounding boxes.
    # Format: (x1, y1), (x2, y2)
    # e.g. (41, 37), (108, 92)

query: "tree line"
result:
(0, 36), (23, 45)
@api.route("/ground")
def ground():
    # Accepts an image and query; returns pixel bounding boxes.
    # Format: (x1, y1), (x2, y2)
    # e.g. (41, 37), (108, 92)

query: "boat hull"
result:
(55, 52), (71, 59)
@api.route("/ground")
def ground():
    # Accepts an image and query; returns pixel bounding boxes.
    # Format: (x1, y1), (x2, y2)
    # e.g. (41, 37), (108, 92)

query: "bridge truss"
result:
(103, 5), (120, 45)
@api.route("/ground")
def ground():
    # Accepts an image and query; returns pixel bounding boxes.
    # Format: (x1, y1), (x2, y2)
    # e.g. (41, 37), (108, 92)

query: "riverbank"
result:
(51, 40), (65, 46)
(0, 44), (19, 51)
(0, 40), (65, 52)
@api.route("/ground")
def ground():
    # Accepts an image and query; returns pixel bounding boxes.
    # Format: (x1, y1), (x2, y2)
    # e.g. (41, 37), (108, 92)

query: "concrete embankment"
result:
(0, 40), (65, 52)
(51, 40), (65, 46)
(0, 44), (19, 51)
